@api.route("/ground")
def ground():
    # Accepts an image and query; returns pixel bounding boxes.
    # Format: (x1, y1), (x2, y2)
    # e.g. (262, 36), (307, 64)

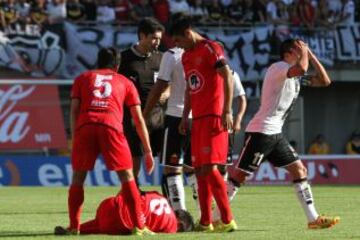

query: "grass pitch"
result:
(0, 185), (359, 239)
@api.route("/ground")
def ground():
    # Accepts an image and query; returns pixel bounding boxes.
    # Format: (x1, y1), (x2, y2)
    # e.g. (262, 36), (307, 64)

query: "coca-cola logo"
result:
(0, 85), (35, 143)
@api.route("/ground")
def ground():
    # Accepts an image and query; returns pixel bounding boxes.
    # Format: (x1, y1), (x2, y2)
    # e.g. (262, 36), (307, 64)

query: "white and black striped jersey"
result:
(246, 61), (301, 134)
(157, 47), (187, 118)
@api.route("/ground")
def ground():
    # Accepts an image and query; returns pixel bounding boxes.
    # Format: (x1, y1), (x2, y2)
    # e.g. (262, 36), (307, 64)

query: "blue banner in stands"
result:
(0, 156), (163, 186)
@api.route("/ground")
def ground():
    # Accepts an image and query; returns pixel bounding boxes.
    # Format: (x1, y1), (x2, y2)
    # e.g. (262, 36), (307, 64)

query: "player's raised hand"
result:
(144, 151), (154, 175)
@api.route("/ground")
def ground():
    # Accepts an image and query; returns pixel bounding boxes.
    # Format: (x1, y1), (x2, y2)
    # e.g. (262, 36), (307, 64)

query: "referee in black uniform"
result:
(119, 17), (165, 183)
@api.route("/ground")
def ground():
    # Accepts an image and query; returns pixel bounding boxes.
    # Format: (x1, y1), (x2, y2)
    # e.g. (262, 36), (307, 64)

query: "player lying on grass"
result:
(55, 191), (194, 235)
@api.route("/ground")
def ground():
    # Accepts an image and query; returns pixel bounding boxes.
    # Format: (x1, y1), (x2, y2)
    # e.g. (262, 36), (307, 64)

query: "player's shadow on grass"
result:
(0, 231), (54, 238)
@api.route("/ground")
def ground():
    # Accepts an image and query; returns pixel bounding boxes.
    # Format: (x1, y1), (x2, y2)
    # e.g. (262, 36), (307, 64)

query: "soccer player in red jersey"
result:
(55, 191), (194, 235)
(170, 14), (237, 232)
(55, 47), (155, 235)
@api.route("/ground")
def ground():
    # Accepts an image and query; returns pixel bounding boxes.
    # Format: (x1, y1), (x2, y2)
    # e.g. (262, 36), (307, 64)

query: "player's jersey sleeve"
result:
(206, 41), (227, 69)
(124, 78), (141, 107)
(157, 50), (176, 82)
(271, 61), (291, 82)
(71, 73), (84, 99)
(233, 71), (245, 97)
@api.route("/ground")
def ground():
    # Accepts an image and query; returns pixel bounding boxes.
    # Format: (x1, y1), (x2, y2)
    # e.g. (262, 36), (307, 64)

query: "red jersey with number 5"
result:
(182, 39), (227, 118)
(71, 68), (140, 132)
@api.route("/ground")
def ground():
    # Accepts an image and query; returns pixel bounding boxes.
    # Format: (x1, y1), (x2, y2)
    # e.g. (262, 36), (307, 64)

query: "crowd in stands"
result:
(0, 0), (358, 30)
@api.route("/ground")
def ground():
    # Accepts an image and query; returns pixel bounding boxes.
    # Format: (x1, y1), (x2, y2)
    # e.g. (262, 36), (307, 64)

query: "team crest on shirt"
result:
(187, 70), (204, 93)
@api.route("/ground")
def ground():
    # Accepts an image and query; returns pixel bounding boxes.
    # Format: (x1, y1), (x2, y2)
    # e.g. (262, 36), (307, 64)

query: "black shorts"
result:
(160, 115), (191, 167)
(235, 132), (299, 174)
(123, 108), (164, 157)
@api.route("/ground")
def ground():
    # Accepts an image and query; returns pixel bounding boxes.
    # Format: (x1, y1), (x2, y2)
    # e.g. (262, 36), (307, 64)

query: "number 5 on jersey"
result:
(93, 74), (113, 98)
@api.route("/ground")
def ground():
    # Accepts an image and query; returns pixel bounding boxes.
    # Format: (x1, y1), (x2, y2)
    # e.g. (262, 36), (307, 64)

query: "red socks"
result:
(207, 169), (233, 224)
(121, 180), (145, 229)
(196, 175), (213, 225)
(68, 185), (84, 230)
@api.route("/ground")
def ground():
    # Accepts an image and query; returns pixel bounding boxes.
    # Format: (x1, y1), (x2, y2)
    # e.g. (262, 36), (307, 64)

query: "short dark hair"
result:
(137, 17), (164, 39)
(97, 47), (121, 69)
(175, 210), (194, 232)
(169, 13), (193, 36)
(279, 38), (297, 60)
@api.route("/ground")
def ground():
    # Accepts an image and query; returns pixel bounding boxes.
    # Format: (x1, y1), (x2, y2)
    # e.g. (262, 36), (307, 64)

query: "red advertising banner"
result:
(247, 155), (360, 185)
(0, 84), (67, 149)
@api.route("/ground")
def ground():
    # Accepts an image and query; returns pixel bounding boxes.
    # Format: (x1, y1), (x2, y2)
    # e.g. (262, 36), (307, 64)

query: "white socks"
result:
(167, 174), (186, 210)
(294, 180), (319, 222)
(186, 174), (200, 213)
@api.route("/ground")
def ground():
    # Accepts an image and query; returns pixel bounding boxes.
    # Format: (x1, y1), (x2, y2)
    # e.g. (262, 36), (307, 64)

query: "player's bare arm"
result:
(143, 80), (170, 119)
(287, 40), (309, 78)
(179, 84), (191, 135)
(217, 65), (233, 131)
(306, 48), (331, 87)
(130, 105), (154, 174)
(233, 95), (247, 132)
(70, 98), (80, 140)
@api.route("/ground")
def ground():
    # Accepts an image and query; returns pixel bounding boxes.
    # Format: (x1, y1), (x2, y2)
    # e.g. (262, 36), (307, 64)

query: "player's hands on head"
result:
(294, 39), (308, 57)
(222, 112), (233, 131)
(144, 151), (154, 175)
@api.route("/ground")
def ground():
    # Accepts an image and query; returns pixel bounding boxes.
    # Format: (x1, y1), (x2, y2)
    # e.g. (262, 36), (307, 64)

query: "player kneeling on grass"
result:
(55, 191), (194, 235)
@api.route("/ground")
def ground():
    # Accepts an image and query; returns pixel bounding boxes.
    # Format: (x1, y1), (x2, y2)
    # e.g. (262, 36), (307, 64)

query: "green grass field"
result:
(0, 186), (359, 239)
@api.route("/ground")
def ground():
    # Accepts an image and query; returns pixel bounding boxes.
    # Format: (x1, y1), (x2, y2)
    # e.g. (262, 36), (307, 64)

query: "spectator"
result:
(288, 1), (301, 26)
(0, 0), (19, 28)
(242, 0), (255, 23)
(66, 0), (86, 23)
(47, 0), (67, 24)
(15, 0), (31, 23)
(346, 130), (360, 154)
(225, 0), (245, 25)
(207, 0), (225, 25)
(29, 0), (48, 26)
(267, 0), (290, 24)
(337, 0), (355, 25)
(326, 0), (342, 23)
(308, 134), (331, 155)
(298, 0), (317, 30)
(131, 0), (153, 22)
(96, 0), (116, 23)
(152, 0), (169, 24)
(316, 0), (333, 27)
(80, 0), (97, 21)
(189, 0), (208, 24)
(169, 0), (190, 14)
(113, 0), (132, 23)
(252, 0), (267, 23)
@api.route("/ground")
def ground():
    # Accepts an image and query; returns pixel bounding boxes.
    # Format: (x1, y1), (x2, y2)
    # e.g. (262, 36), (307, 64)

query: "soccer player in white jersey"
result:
(228, 38), (340, 229)
(143, 47), (196, 212)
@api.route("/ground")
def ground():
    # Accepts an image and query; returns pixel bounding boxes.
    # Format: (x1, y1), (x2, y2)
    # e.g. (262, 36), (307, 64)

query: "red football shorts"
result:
(191, 116), (228, 168)
(72, 124), (132, 171)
